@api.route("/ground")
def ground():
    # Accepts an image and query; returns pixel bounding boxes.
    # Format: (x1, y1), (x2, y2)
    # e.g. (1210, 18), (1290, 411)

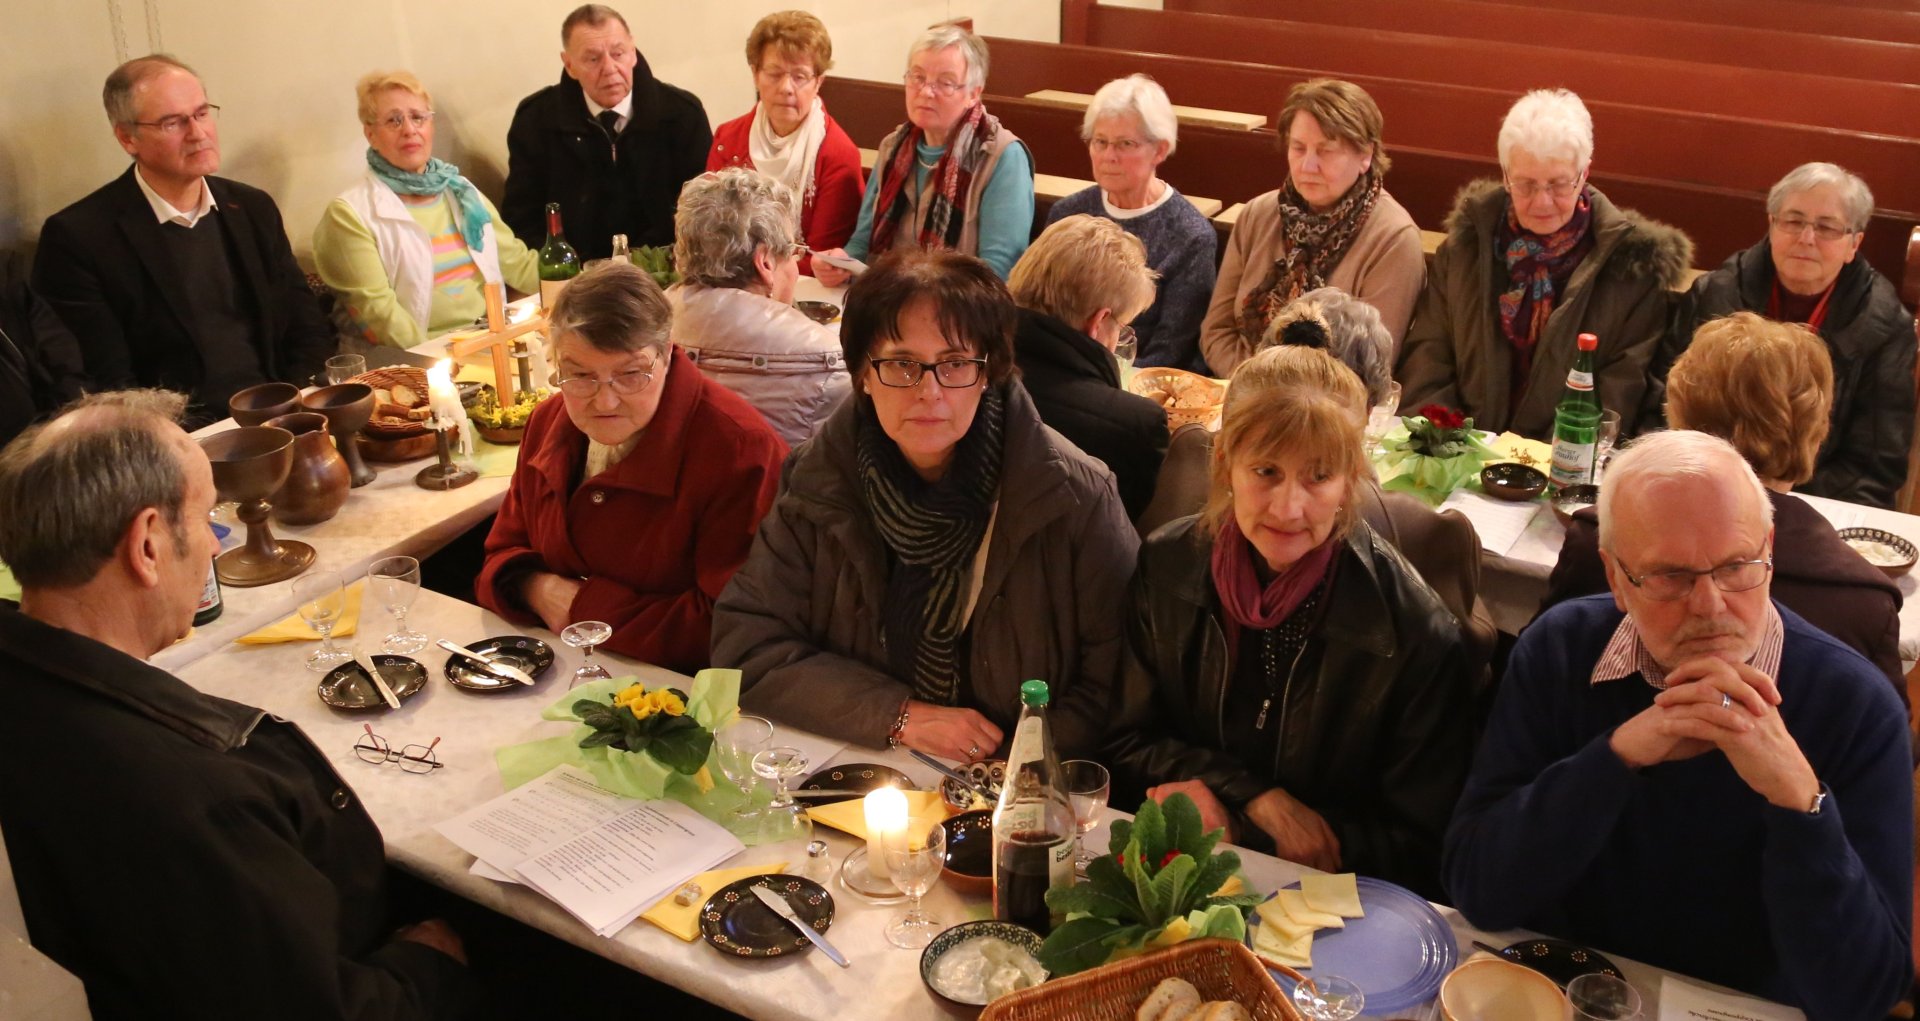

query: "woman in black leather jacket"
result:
(1110, 345), (1473, 897)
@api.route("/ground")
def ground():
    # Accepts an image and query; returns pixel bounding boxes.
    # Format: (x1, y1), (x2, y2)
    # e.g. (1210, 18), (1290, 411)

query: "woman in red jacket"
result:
(475, 260), (787, 672)
(706, 11), (864, 270)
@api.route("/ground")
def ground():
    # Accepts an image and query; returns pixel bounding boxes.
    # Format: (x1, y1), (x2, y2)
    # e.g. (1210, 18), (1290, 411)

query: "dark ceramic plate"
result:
(318, 655), (427, 710)
(1494, 938), (1623, 989)
(919, 920), (1047, 1006)
(796, 763), (911, 804)
(699, 874), (834, 959)
(941, 809), (993, 893)
(793, 300), (840, 324)
(443, 636), (554, 692)
(1481, 461), (1549, 501)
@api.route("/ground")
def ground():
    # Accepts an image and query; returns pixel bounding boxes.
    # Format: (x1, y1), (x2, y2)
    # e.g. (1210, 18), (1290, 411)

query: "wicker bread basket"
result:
(1128, 367), (1227, 431)
(980, 939), (1301, 1021)
(352, 366), (433, 440)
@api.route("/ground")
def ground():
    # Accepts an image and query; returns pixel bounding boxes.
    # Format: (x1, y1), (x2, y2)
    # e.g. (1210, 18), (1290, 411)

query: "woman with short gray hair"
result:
(669, 168), (849, 446)
(1644, 160), (1912, 508)
(1397, 88), (1692, 442)
(1047, 74), (1218, 373)
(808, 23), (1034, 283)
(1262, 286), (1393, 409)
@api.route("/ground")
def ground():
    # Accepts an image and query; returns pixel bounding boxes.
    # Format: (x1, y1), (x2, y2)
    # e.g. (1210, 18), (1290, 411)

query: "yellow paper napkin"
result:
(807, 790), (952, 842)
(236, 582), (362, 644)
(640, 862), (787, 941)
(1489, 432), (1553, 469)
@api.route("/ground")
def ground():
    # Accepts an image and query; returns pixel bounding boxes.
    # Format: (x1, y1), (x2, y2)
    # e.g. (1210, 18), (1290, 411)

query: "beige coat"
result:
(870, 120), (1021, 260)
(1200, 187), (1424, 377)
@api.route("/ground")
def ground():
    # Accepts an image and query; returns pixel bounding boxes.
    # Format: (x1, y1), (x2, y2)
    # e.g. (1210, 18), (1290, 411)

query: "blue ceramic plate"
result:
(1246, 876), (1458, 1015)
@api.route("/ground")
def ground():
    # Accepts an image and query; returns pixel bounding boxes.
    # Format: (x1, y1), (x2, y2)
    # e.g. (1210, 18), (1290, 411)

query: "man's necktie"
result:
(597, 110), (621, 163)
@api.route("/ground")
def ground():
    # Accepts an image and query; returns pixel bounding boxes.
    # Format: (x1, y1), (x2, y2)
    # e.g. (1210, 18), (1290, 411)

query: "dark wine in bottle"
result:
(994, 831), (1069, 933)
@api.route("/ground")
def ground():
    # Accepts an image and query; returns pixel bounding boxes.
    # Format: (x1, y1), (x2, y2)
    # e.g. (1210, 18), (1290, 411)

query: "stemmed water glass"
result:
(1063, 759), (1111, 871)
(1593, 408), (1622, 485)
(1568, 973), (1642, 1021)
(881, 819), (946, 949)
(1292, 975), (1365, 1021)
(560, 620), (613, 686)
(325, 354), (367, 385)
(1113, 324), (1139, 385)
(1364, 381), (1403, 460)
(715, 715), (774, 832)
(293, 571), (351, 672)
(751, 746), (813, 846)
(366, 555), (426, 653)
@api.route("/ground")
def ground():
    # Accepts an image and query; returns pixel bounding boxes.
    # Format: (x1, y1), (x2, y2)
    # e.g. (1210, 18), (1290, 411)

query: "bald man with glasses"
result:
(1443, 430), (1912, 1021)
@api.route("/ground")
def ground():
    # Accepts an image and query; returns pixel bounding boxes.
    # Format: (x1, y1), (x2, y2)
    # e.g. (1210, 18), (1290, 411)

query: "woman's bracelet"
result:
(886, 700), (911, 749)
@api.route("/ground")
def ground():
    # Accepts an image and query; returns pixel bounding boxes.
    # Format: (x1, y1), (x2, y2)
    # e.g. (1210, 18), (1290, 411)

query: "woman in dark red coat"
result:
(706, 11), (864, 270)
(476, 260), (787, 672)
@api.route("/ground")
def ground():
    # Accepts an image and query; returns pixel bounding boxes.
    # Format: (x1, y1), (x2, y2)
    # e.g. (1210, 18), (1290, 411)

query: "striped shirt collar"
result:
(1591, 602), (1785, 689)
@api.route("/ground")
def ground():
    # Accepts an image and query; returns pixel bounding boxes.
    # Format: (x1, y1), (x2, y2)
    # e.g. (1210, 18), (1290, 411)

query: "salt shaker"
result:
(797, 839), (833, 884)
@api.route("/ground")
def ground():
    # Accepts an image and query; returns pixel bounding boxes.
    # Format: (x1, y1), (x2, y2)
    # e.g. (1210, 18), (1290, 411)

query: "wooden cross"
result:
(445, 284), (546, 397)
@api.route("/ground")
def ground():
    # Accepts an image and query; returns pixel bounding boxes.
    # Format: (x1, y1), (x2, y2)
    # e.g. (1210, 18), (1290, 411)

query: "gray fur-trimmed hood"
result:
(1442, 178), (1694, 290)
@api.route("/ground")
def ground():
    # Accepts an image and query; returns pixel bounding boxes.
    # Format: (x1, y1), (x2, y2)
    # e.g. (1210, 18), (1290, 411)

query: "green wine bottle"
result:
(538, 202), (581, 310)
(1549, 332), (1602, 490)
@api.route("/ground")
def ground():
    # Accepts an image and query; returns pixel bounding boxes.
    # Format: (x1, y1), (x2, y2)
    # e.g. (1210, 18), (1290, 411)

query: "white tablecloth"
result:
(172, 587), (1783, 1020)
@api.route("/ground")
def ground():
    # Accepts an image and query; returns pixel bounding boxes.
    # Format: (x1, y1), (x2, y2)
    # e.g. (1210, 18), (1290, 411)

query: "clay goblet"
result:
(227, 382), (301, 427)
(198, 426), (316, 587)
(301, 383), (377, 487)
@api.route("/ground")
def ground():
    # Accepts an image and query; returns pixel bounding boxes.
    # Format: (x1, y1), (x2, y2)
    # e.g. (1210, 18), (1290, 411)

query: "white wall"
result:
(0, 0), (1060, 259)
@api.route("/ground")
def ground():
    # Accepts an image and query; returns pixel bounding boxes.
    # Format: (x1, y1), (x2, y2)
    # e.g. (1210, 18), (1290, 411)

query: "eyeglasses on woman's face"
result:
(869, 357), (988, 388)
(552, 366), (655, 400)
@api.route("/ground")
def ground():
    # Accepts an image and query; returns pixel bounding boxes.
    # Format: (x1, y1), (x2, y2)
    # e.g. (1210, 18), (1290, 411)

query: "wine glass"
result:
(560, 620), (613, 686)
(715, 715), (774, 831)
(1568, 973), (1642, 1021)
(366, 556), (426, 654)
(1365, 381), (1403, 460)
(325, 354), (367, 386)
(1593, 408), (1622, 484)
(881, 818), (946, 949)
(293, 571), (350, 672)
(751, 746), (812, 846)
(1292, 975), (1364, 1021)
(1062, 759), (1110, 871)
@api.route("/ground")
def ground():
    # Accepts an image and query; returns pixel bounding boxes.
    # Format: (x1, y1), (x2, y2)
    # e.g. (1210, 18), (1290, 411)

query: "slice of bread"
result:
(1135, 977), (1202, 1021)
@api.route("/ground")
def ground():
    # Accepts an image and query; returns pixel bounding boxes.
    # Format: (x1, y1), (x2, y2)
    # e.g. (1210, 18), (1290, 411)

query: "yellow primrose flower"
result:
(651, 689), (687, 717)
(627, 698), (657, 721)
(613, 683), (649, 707)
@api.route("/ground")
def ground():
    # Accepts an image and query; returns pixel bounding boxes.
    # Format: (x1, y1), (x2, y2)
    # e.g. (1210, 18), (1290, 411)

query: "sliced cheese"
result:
(1275, 888), (1345, 929)
(1253, 898), (1317, 942)
(1299, 872), (1365, 918)
(1253, 921), (1314, 968)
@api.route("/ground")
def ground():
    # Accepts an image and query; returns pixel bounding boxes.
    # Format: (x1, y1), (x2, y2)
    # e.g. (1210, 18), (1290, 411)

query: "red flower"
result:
(1417, 404), (1465, 430)
(1160, 850), (1184, 868)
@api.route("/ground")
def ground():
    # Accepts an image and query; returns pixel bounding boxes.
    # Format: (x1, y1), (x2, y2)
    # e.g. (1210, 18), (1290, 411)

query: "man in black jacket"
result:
(1007, 214), (1170, 521)
(1642, 161), (1915, 509)
(32, 55), (334, 428)
(0, 390), (474, 1019)
(502, 4), (711, 259)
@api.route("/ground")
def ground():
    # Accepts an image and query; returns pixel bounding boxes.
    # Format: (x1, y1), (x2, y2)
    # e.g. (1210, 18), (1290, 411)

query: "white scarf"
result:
(749, 97), (828, 225)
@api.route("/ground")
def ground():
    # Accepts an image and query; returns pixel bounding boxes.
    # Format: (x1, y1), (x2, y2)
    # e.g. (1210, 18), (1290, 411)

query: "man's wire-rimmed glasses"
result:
(353, 724), (444, 773)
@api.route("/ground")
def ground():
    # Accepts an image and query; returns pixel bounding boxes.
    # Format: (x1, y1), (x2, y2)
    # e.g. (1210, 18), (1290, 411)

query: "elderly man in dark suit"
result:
(502, 4), (711, 259)
(32, 54), (333, 428)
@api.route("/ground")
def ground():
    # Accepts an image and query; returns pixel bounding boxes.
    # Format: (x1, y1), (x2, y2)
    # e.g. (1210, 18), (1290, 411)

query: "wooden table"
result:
(173, 587), (1791, 1020)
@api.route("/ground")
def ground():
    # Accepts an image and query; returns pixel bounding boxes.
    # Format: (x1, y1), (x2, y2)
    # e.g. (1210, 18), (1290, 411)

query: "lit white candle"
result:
(864, 786), (908, 880)
(426, 359), (473, 456)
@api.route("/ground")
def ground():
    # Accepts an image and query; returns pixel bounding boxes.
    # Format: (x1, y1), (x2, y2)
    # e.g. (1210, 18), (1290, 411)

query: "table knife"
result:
(353, 647), (403, 710)
(749, 885), (849, 968)
(434, 638), (535, 685)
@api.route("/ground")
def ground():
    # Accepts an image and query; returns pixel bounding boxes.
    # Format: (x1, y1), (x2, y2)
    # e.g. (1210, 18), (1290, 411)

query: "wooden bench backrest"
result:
(1468, 0), (1920, 44)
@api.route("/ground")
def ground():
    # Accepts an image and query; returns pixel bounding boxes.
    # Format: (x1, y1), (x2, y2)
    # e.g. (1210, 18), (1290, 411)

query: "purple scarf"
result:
(1209, 519), (1340, 630)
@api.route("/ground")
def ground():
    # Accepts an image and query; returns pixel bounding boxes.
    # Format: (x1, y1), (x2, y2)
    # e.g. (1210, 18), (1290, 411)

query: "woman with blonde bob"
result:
(1200, 79), (1424, 377)
(314, 70), (538, 349)
(1047, 74), (1217, 372)
(1545, 311), (1903, 693)
(1109, 344), (1473, 896)
(1009, 213), (1168, 520)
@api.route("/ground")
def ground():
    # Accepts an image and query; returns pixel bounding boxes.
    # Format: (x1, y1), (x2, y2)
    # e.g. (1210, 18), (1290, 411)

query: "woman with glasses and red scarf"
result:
(475, 260), (787, 674)
(714, 249), (1136, 763)
(1397, 89), (1693, 442)
(808, 23), (1034, 285)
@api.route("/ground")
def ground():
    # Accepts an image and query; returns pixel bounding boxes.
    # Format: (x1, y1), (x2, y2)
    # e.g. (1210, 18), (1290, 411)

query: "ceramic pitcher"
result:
(263, 412), (351, 524)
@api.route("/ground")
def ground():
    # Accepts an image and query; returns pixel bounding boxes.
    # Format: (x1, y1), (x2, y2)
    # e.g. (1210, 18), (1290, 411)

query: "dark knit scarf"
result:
(1496, 190), (1595, 382)
(1239, 170), (1383, 342)
(868, 103), (1002, 258)
(856, 384), (1007, 705)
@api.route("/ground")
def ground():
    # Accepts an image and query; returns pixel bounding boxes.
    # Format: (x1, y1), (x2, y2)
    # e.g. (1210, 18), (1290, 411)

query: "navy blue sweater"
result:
(1047, 185), (1217, 374)
(1443, 596), (1912, 1021)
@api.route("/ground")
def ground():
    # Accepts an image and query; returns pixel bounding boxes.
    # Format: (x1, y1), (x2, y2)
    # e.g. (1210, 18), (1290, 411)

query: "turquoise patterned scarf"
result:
(366, 149), (490, 254)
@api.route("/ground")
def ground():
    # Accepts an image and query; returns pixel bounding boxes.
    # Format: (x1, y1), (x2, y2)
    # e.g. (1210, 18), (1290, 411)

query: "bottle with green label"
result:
(538, 202), (581, 310)
(1550, 332), (1602, 490)
(991, 680), (1076, 934)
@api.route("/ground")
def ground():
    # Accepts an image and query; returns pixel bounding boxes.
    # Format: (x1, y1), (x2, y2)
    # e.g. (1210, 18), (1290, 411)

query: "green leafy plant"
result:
(571, 684), (712, 775)
(1037, 793), (1264, 976)
(630, 245), (679, 288)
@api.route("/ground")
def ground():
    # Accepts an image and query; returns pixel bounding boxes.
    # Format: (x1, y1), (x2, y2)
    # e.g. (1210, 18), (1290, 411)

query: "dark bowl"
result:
(793, 300), (840, 325)
(1550, 483), (1601, 526)
(1480, 462), (1549, 502)
(940, 809), (993, 894)
(228, 382), (302, 426)
(1837, 527), (1919, 578)
(919, 920), (1047, 1008)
